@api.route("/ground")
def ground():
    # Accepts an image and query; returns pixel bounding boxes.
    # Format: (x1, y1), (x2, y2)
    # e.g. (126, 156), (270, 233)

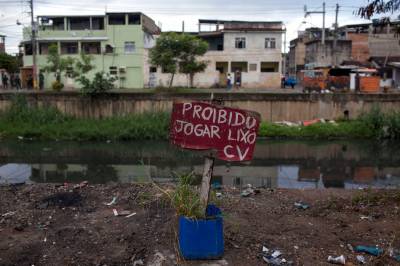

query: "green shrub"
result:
(78, 72), (116, 96)
(51, 80), (64, 91)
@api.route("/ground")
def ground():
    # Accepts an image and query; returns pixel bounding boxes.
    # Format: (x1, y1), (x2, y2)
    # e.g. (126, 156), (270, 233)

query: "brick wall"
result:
(347, 33), (369, 62)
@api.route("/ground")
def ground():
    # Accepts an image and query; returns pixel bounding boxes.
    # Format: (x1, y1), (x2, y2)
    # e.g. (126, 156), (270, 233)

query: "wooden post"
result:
(199, 156), (215, 214)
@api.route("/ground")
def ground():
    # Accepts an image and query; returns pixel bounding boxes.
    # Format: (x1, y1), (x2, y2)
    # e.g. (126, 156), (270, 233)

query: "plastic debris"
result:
(126, 212), (137, 218)
(113, 209), (119, 216)
(360, 215), (372, 221)
(216, 192), (222, 198)
(389, 248), (400, 262)
(294, 202), (310, 210)
(274, 121), (300, 127)
(327, 255), (346, 265)
(106, 196), (118, 206)
(133, 259), (144, 266)
(354, 246), (383, 256)
(356, 255), (366, 264)
(2, 211), (16, 217)
(73, 181), (88, 189)
(262, 246), (269, 253)
(263, 256), (283, 265)
(347, 244), (354, 252)
(241, 188), (254, 197)
(271, 250), (282, 258)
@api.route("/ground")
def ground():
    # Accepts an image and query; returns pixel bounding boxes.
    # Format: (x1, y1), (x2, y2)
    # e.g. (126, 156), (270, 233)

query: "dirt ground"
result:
(0, 183), (399, 266)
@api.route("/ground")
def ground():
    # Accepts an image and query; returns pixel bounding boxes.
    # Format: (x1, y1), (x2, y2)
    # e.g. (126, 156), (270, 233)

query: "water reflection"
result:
(0, 140), (400, 189)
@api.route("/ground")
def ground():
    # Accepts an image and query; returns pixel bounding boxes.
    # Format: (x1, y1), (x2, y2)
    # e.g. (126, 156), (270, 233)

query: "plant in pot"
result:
(170, 172), (224, 260)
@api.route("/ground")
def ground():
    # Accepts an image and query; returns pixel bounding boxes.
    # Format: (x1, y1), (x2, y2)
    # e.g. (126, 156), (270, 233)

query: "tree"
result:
(358, 0), (400, 19)
(43, 44), (75, 82)
(149, 32), (209, 88)
(179, 35), (208, 88)
(0, 53), (20, 73)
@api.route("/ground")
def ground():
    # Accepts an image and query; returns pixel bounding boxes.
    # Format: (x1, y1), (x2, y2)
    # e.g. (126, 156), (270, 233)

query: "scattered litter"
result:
(360, 215), (372, 221)
(133, 259), (144, 266)
(271, 250), (282, 258)
(302, 119), (322, 127)
(105, 196), (118, 206)
(2, 211), (16, 217)
(354, 246), (383, 256)
(294, 202), (310, 210)
(241, 188), (254, 197)
(126, 212), (137, 218)
(106, 140), (111, 144)
(294, 246), (299, 250)
(216, 192), (222, 198)
(356, 255), (366, 264)
(262, 246), (269, 253)
(43, 237), (47, 242)
(327, 255), (345, 265)
(113, 209), (135, 217)
(389, 248), (400, 262)
(274, 121), (300, 127)
(42, 147), (52, 152)
(73, 181), (88, 189)
(263, 256), (283, 265)
(347, 244), (354, 252)
(17, 136), (23, 140)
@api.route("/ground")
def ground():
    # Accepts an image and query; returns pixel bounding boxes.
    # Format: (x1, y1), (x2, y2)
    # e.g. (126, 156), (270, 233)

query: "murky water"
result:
(0, 140), (400, 189)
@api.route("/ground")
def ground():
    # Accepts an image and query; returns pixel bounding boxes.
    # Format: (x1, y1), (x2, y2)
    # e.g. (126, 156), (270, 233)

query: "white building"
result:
(145, 19), (285, 89)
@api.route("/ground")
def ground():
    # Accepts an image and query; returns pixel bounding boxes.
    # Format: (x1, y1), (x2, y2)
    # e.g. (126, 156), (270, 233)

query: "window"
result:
(249, 63), (257, 71)
(128, 14), (141, 25)
(108, 14), (125, 25)
(81, 42), (101, 54)
(24, 44), (32, 55)
(52, 18), (65, 30)
(149, 67), (157, 73)
(124, 42), (135, 53)
(61, 42), (78, 54)
(69, 17), (90, 30)
(39, 42), (57, 55)
(265, 38), (276, 49)
(235, 37), (246, 49)
(91, 17), (104, 30)
(261, 62), (279, 72)
(109, 66), (118, 75)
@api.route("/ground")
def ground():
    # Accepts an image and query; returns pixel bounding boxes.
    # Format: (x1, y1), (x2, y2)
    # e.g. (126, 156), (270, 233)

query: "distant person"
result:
(2, 73), (8, 89)
(226, 73), (232, 91)
(281, 74), (286, 88)
(14, 74), (21, 90)
(39, 71), (44, 90)
(234, 70), (241, 89)
(27, 75), (33, 90)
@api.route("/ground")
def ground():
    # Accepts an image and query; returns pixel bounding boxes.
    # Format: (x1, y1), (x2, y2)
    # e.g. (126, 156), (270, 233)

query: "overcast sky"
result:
(1, 0), (399, 54)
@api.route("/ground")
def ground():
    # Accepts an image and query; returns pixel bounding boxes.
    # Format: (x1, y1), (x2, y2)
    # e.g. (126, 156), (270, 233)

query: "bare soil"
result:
(0, 183), (399, 266)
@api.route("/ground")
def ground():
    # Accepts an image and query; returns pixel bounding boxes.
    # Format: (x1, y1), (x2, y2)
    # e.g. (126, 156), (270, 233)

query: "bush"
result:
(2, 95), (68, 124)
(78, 72), (116, 96)
(51, 80), (64, 91)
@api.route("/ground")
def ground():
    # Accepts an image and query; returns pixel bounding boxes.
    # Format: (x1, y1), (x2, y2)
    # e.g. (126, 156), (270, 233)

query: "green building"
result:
(21, 12), (160, 89)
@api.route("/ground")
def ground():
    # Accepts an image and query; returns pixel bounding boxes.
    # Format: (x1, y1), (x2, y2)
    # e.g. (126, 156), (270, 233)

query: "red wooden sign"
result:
(170, 101), (260, 162)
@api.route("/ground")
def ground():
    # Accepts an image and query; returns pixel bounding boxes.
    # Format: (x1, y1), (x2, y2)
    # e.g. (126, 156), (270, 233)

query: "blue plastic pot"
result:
(178, 205), (224, 260)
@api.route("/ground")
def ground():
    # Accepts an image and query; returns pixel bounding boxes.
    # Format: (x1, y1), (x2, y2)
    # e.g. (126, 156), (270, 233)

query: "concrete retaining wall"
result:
(1, 91), (400, 122)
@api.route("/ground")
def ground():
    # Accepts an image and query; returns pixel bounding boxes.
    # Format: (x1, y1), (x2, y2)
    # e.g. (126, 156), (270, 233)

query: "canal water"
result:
(0, 140), (399, 189)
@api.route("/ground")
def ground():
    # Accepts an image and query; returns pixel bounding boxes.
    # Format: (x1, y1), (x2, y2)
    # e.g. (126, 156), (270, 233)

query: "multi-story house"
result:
(145, 19), (285, 89)
(0, 34), (5, 53)
(21, 12), (160, 89)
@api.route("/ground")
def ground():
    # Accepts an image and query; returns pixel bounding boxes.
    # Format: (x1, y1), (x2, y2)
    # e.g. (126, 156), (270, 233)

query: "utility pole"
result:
(304, 2), (326, 45)
(182, 21), (185, 33)
(333, 3), (340, 66)
(29, 0), (38, 90)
